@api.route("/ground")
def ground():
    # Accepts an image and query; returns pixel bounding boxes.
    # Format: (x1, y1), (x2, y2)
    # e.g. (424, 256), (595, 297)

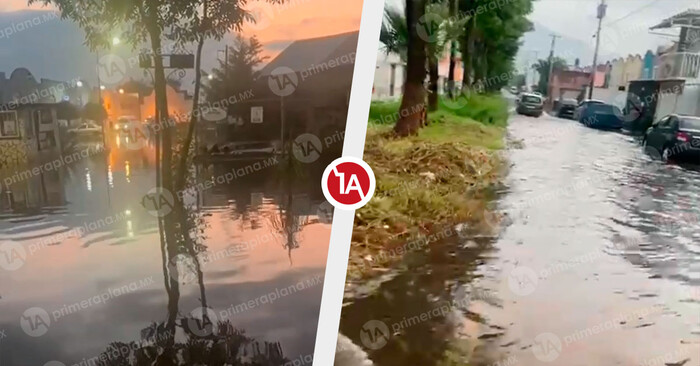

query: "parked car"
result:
(516, 93), (543, 117)
(572, 100), (604, 121)
(555, 98), (578, 119)
(643, 114), (700, 162)
(575, 100), (623, 129)
(510, 86), (518, 94)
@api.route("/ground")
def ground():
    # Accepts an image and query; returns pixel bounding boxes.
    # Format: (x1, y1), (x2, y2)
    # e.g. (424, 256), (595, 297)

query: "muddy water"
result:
(339, 114), (700, 366)
(0, 144), (333, 365)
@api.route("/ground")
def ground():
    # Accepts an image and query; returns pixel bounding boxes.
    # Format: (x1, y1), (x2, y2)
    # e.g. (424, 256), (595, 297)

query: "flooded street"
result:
(340, 113), (700, 366)
(0, 140), (333, 365)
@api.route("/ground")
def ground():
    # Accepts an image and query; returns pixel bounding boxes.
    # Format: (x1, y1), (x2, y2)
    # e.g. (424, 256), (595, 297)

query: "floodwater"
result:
(339, 113), (700, 366)
(0, 136), (334, 365)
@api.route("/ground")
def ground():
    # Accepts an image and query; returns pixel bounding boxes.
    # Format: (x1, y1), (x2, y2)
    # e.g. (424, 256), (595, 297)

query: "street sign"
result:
(251, 106), (263, 124)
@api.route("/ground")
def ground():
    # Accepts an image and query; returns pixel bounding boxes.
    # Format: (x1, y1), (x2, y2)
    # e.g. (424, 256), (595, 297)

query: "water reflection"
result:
(0, 146), (331, 365)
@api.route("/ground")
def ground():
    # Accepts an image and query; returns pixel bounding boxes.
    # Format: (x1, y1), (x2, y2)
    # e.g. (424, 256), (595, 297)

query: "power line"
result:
(605, 0), (660, 26)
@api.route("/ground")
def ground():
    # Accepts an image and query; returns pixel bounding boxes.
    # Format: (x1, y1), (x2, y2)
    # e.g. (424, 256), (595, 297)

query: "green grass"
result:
(368, 94), (509, 127)
(347, 95), (508, 281)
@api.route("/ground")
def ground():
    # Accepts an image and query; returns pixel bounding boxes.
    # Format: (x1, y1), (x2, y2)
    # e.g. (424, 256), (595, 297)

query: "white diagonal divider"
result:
(312, 0), (385, 364)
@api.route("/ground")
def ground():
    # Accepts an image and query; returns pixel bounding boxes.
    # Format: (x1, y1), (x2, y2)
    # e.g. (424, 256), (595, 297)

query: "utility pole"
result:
(547, 34), (560, 97)
(589, 0), (606, 99)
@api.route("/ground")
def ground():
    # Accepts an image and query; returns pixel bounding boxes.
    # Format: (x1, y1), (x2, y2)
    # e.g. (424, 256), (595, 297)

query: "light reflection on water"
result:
(0, 146), (332, 365)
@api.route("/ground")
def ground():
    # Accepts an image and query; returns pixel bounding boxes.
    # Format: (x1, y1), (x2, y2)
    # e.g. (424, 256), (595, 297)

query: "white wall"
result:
(673, 82), (700, 117)
(373, 53), (404, 101)
(592, 87), (628, 109)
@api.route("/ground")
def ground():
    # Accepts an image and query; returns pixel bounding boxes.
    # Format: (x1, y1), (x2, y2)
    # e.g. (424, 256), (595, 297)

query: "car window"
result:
(657, 116), (670, 128)
(680, 117), (700, 130)
(669, 117), (679, 130)
(521, 95), (541, 104)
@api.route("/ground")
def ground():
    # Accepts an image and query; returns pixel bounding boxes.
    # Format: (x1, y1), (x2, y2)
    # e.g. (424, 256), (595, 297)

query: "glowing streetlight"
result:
(100, 85), (106, 90)
(207, 74), (213, 80)
(118, 88), (125, 94)
(112, 37), (121, 46)
(76, 80), (83, 87)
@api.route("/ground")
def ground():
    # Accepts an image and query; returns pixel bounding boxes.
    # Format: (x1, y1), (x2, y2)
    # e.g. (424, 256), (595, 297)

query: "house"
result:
(0, 102), (66, 168)
(621, 9), (700, 133)
(0, 68), (86, 106)
(199, 31), (358, 159)
(548, 69), (591, 104)
(373, 52), (404, 101)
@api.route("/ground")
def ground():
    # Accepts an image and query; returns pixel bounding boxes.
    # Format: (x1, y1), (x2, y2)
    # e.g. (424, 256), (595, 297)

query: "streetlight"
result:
(76, 80), (83, 87)
(119, 88), (125, 94)
(208, 74), (213, 80)
(100, 85), (106, 90)
(112, 37), (121, 46)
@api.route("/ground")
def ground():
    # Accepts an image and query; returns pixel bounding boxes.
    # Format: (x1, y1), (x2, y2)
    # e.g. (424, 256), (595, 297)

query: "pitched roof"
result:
(259, 31), (358, 77)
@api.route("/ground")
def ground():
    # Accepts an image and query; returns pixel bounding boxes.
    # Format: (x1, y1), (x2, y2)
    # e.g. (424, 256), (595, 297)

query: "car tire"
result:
(662, 146), (672, 162)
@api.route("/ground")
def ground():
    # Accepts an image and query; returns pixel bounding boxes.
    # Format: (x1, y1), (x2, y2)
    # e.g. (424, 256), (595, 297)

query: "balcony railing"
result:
(655, 52), (700, 80)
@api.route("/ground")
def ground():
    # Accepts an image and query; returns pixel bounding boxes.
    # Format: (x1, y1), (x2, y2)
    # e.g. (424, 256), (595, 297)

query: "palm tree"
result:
(380, 2), (467, 113)
(532, 57), (568, 95)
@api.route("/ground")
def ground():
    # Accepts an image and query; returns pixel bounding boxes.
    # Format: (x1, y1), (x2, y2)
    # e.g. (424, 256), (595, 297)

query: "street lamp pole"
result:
(589, 0), (606, 99)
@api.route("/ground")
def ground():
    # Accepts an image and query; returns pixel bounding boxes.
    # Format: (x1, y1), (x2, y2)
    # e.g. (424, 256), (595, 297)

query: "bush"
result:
(438, 93), (509, 127)
(368, 94), (508, 127)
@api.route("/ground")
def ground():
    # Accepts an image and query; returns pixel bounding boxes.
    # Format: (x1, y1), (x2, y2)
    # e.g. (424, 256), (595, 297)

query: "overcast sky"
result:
(385, 0), (699, 59)
(531, 0), (698, 56)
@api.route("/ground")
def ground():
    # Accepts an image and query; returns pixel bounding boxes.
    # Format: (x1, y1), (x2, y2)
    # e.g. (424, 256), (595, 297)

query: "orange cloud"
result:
(2, 0), (363, 60)
(243, 0), (363, 59)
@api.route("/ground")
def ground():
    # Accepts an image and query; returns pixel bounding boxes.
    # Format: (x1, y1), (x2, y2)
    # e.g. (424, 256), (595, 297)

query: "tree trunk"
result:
(428, 56), (439, 111)
(473, 41), (485, 91)
(176, 2), (207, 193)
(447, 0), (457, 98)
(461, 17), (475, 92)
(145, 13), (179, 336)
(447, 42), (456, 98)
(394, 0), (427, 137)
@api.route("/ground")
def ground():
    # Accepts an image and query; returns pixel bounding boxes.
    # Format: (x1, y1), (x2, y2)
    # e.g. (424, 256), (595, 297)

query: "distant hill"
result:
(516, 21), (620, 71)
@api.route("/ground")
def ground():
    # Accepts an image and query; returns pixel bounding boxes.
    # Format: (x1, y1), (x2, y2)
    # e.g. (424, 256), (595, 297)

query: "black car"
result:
(516, 93), (543, 117)
(555, 98), (578, 119)
(643, 114), (700, 162)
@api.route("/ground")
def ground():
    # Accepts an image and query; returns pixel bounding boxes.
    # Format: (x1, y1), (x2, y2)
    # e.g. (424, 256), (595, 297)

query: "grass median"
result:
(348, 95), (508, 281)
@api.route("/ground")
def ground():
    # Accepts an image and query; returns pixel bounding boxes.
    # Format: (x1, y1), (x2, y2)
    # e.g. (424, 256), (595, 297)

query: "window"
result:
(653, 116), (668, 128)
(0, 111), (19, 138)
(680, 117), (700, 131)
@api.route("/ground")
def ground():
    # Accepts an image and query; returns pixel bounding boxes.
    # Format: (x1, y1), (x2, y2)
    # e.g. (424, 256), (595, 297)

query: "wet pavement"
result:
(339, 113), (700, 366)
(0, 138), (333, 365)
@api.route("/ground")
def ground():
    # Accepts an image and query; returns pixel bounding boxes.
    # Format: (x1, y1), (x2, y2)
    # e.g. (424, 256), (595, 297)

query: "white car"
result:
(69, 122), (101, 134)
(114, 116), (140, 131)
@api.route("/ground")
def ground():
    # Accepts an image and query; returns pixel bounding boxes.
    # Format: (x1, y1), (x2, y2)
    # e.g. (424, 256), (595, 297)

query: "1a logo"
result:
(0, 240), (26, 271)
(141, 187), (175, 217)
(20, 307), (51, 337)
(322, 157), (376, 210)
(507, 266), (539, 296)
(186, 307), (218, 338)
(417, 13), (443, 43)
(122, 123), (151, 150)
(293, 133), (323, 163)
(268, 67), (298, 97)
(98, 54), (127, 85)
(359, 320), (390, 350)
(532, 332), (562, 362)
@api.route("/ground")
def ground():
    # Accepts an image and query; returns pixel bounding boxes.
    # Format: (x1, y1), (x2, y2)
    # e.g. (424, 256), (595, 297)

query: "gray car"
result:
(516, 93), (543, 117)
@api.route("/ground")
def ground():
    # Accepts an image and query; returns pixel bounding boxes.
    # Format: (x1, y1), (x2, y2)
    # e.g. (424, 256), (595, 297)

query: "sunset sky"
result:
(1, 0), (363, 58)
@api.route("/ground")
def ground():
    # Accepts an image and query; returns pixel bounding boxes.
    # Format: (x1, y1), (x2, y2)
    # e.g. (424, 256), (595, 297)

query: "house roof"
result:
(650, 9), (700, 30)
(259, 31), (358, 77)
